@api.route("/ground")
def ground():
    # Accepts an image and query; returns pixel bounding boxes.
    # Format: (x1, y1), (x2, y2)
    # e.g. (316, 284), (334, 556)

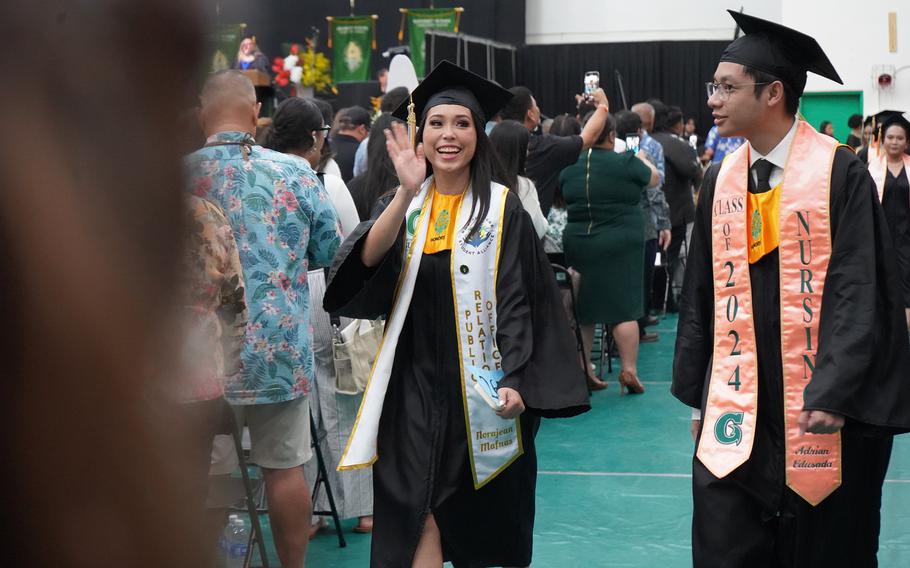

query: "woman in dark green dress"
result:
(560, 112), (659, 393)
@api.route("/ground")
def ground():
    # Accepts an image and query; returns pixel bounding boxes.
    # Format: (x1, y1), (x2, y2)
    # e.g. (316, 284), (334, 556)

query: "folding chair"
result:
(309, 412), (346, 548)
(214, 398), (271, 568)
(551, 263), (615, 378)
(596, 325), (615, 375)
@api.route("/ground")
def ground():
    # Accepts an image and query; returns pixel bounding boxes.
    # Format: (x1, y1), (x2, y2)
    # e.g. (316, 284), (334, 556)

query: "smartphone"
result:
(584, 71), (600, 98)
(625, 135), (641, 155)
(688, 134), (698, 149)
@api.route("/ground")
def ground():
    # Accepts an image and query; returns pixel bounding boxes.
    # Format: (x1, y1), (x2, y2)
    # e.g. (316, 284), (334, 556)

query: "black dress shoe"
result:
(642, 315), (660, 327)
(639, 332), (659, 343)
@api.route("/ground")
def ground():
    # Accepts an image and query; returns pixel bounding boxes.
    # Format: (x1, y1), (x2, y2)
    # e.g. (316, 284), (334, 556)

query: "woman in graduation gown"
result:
(323, 61), (590, 568)
(868, 113), (910, 326)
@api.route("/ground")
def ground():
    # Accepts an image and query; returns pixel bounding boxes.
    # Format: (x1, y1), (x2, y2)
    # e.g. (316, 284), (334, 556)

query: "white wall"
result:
(526, 0), (910, 117)
(782, 1), (909, 117)
(525, 0), (780, 44)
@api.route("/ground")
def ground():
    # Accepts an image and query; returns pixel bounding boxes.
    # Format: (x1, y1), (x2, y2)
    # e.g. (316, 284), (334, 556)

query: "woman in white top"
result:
(489, 120), (549, 238)
(262, 97), (373, 533)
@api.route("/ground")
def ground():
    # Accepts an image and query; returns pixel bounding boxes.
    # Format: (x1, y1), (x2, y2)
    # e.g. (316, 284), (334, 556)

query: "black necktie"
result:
(752, 158), (774, 193)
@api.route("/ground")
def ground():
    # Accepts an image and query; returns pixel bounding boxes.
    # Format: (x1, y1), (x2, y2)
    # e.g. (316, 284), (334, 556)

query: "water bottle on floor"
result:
(216, 514), (240, 568)
(226, 516), (249, 568)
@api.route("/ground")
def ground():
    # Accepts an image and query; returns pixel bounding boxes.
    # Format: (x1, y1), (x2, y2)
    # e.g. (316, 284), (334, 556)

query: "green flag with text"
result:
(207, 24), (245, 72)
(330, 16), (374, 83)
(406, 8), (458, 77)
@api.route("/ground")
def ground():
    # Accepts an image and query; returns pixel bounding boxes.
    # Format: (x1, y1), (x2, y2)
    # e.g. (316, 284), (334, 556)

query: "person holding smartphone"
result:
(323, 61), (590, 568)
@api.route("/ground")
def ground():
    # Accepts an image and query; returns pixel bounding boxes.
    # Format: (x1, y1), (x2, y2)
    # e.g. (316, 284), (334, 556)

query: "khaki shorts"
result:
(232, 396), (313, 469)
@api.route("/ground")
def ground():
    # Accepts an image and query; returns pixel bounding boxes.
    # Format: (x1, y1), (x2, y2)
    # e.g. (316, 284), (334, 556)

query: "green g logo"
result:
(407, 209), (422, 236)
(714, 412), (744, 445)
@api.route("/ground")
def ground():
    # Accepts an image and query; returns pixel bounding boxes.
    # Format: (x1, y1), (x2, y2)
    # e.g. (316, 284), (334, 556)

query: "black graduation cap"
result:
(873, 109), (905, 125)
(391, 60), (514, 125)
(878, 110), (910, 136)
(720, 10), (843, 96)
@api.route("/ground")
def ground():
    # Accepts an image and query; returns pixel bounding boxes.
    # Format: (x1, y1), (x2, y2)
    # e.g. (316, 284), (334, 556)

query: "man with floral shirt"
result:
(185, 70), (341, 567)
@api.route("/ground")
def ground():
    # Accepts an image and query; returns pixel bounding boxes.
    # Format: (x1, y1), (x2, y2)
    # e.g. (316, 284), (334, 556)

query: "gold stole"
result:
(698, 120), (842, 506)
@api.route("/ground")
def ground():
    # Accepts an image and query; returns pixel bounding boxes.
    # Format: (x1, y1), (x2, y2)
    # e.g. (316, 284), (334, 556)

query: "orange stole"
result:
(868, 152), (910, 202)
(699, 120), (842, 506)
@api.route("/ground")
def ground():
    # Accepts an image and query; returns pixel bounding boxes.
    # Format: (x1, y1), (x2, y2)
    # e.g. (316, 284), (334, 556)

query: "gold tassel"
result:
(399, 8), (407, 42)
(454, 7), (463, 33)
(326, 17), (333, 49)
(407, 94), (417, 148)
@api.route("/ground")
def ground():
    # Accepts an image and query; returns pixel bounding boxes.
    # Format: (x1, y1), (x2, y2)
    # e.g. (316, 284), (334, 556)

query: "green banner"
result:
(207, 24), (246, 72)
(407, 8), (458, 77)
(330, 16), (374, 83)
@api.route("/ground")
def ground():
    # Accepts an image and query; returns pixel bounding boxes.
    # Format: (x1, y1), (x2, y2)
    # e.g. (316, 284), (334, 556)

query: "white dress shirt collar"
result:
(747, 118), (799, 188)
(748, 118), (799, 170)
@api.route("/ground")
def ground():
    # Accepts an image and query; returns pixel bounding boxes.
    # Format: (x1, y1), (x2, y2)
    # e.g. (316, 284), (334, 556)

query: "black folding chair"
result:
(550, 262), (615, 378)
(309, 412), (346, 548)
(214, 399), (270, 568)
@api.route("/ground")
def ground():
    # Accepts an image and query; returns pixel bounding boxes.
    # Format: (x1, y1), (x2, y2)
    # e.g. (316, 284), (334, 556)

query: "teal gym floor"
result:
(264, 315), (910, 567)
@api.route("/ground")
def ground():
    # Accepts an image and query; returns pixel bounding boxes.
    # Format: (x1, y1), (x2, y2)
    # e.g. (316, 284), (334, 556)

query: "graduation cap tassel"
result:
(407, 94), (417, 148)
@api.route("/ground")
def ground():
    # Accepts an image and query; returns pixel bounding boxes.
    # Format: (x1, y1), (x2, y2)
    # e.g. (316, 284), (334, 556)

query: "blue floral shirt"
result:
(185, 131), (341, 404)
(639, 132), (671, 238)
(704, 125), (745, 163)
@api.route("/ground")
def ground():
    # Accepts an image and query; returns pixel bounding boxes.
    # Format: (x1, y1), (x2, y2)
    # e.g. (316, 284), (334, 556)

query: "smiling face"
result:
(421, 104), (477, 176)
(708, 62), (769, 138)
(883, 124), (909, 160)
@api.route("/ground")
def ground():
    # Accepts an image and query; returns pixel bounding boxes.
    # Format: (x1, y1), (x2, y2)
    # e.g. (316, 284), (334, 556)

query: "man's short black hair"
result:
(614, 110), (642, 139)
(848, 113), (863, 129)
(381, 87), (409, 112)
(742, 66), (800, 116)
(500, 86), (534, 122)
(337, 106), (372, 130)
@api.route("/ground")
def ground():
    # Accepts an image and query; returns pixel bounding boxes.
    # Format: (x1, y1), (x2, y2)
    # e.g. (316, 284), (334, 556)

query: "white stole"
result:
(338, 177), (522, 489)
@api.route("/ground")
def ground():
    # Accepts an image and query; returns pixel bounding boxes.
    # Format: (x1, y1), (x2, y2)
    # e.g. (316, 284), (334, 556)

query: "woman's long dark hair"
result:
(488, 119), (529, 192)
(262, 97), (323, 155)
(417, 109), (508, 237)
(355, 112), (400, 218)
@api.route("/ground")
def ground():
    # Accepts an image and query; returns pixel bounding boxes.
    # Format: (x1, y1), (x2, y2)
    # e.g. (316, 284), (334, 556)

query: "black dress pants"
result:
(691, 432), (893, 568)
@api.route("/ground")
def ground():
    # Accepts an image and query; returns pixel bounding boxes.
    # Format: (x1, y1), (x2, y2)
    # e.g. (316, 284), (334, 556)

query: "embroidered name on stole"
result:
(699, 121), (842, 505)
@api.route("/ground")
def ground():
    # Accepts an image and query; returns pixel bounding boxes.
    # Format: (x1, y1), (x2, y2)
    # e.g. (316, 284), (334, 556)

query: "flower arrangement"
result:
(271, 39), (337, 96)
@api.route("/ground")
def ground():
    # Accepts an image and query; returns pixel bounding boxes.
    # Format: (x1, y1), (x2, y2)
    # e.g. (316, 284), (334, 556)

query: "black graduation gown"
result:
(324, 190), (590, 568)
(672, 148), (910, 567)
(881, 166), (910, 307)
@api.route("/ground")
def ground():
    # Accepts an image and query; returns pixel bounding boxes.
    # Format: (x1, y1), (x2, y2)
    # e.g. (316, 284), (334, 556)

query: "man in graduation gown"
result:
(672, 11), (910, 567)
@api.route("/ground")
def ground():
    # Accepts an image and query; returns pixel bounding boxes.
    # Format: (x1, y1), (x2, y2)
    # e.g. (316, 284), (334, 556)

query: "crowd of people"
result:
(177, 23), (910, 562)
(17, 1), (910, 566)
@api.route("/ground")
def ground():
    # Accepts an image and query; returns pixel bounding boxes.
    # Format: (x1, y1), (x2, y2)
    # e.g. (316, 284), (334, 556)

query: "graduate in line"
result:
(324, 61), (590, 568)
(673, 11), (910, 567)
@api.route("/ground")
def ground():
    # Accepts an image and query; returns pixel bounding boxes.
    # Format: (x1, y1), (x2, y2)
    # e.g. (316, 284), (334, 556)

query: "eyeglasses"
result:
(705, 81), (772, 101)
(314, 125), (331, 134)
